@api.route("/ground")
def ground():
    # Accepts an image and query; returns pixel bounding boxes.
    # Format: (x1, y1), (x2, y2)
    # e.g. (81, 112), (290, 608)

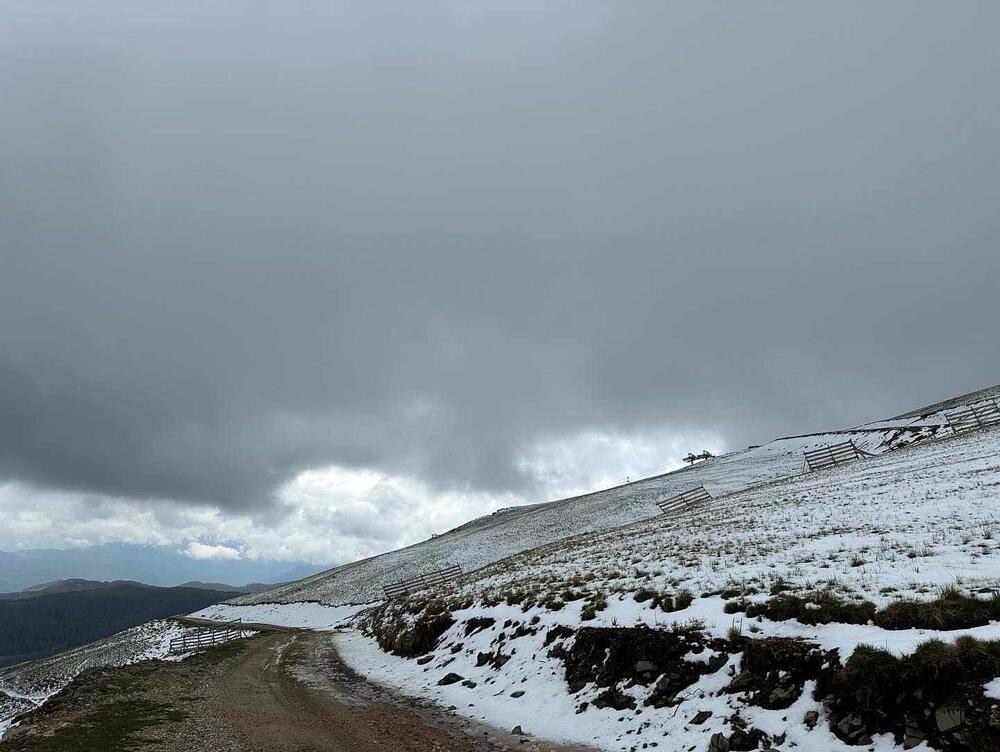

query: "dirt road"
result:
(1, 631), (593, 752)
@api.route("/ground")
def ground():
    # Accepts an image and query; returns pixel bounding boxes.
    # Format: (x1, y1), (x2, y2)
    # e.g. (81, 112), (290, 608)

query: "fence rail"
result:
(169, 619), (243, 654)
(803, 441), (863, 472)
(946, 400), (1000, 435)
(383, 564), (463, 599)
(656, 485), (712, 515)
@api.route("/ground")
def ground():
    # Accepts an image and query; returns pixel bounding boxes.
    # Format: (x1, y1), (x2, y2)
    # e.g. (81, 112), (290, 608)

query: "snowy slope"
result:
(325, 421), (1000, 752)
(234, 391), (999, 607)
(457, 423), (1000, 607)
(209, 386), (1000, 752)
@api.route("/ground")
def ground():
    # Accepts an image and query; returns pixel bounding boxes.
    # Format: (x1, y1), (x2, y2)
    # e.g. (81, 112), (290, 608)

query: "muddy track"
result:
(1, 631), (591, 752)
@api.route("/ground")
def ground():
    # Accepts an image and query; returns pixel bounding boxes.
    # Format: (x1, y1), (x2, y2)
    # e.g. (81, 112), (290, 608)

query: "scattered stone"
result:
(510, 690), (525, 698)
(689, 710), (712, 725)
(511, 725), (526, 736)
(593, 687), (636, 710)
(461, 679), (477, 688)
(708, 732), (729, 752)
(635, 660), (658, 673)
(437, 673), (463, 686)
(727, 727), (769, 751)
(725, 671), (757, 693)
(463, 617), (495, 636)
(834, 712), (868, 743)
(803, 709), (818, 728)
(935, 705), (965, 732)
(765, 681), (798, 707)
(416, 655), (434, 665)
(903, 722), (925, 750)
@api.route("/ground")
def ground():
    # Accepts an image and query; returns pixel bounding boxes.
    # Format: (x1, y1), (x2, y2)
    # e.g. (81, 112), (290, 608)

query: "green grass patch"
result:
(2, 699), (186, 752)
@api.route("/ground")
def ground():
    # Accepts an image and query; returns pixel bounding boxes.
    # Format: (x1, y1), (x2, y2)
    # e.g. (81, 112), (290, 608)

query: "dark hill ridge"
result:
(0, 578), (276, 601)
(0, 583), (238, 668)
(0, 543), (326, 593)
(1, 578), (147, 599)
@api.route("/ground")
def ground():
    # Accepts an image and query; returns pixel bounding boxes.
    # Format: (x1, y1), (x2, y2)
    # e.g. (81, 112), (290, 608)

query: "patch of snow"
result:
(985, 677), (1000, 700)
(191, 601), (366, 629)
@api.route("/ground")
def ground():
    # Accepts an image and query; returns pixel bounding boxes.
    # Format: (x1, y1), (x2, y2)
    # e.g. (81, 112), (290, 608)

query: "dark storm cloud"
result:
(2, 1), (999, 511)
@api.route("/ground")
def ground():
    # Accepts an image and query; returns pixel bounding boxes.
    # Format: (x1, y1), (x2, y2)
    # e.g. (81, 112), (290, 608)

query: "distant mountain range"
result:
(0, 580), (254, 668)
(0, 543), (327, 592)
(0, 578), (277, 601)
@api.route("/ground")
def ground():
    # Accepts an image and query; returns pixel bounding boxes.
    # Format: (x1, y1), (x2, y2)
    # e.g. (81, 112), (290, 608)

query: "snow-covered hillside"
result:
(327, 418), (1000, 751)
(208, 386), (1000, 751)
(235, 395), (971, 607)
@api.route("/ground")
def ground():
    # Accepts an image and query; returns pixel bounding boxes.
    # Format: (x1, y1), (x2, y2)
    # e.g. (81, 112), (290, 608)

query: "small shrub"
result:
(581, 592), (608, 621)
(633, 588), (656, 603)
(672, 589), (695, 611)
(876, 589), (1000, 631)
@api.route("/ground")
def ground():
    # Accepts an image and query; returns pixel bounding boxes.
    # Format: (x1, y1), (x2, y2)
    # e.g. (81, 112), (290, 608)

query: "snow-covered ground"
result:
(193, 601), (365, 629)
(326, 421), (1000, 752)
(212, 389), (1000, 751)
(334, 602), (966, 752)
(0, 619), (251, 739)
(458, 423), (1000, 608)
(235, 394), (976, 608)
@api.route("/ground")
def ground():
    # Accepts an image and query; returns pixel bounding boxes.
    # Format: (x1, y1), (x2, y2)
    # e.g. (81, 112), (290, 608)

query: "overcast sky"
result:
(2, 1), (998, 564)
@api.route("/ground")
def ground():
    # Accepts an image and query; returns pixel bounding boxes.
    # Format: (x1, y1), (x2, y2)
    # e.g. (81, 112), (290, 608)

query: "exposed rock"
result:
(689, 710), (712, 725)
(437, 673), (463, 686)
(511, 725), (526, 736)
(803, 709), (819, 728)
(416, 655), (434, 665)
(475, 650), (511, 670)
(375, 611), (455, 657)
(510, 690), (525, 698)
(727, 727), (769, 751)
(543, 625), (574, 647)
(935, 705), (965, 733)
(511, 624), (537, 639)
(463, 617), (495, 636)
(725, 671), (757, 693)
(733, 637), (834, 710)
(460, 679), (477, 688)
(593, 687), (636, 710)
(834, 712), (867, 743)
(765, 680), (799, 708)
(563, 625), (729, 699)
(708, 732), (729, 752)
(903, 722), (926, 750)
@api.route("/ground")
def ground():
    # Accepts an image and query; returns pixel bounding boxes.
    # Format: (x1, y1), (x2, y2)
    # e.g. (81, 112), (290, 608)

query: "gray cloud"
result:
(2, 1), (999, 517)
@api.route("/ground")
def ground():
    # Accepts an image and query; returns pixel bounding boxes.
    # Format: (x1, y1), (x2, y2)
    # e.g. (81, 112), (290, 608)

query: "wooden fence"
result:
(656, 486), (712, 515)
(803, 441), (864, 472)
(946, 400), (1000, 435)
(383, 564), (463, 599)
(169, 619), (243, 654)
